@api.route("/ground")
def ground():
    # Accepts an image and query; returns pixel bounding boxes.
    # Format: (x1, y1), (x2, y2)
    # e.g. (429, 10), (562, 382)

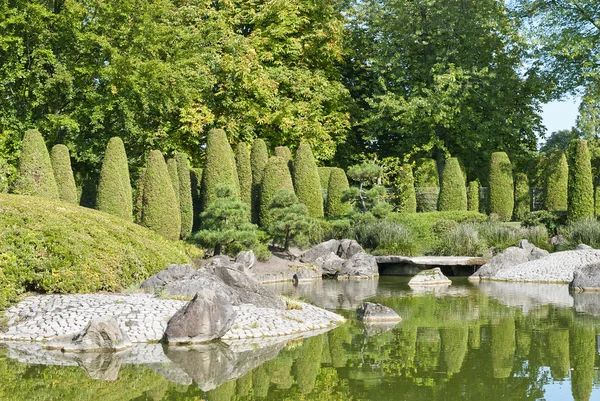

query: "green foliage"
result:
(564, 219), (600, 249)
(292, 143), (324, 218)
(415, 159), (439, 212)
(489, 152), (514, 221)
(490, 318), (516, 379)
(478, 223), (549, 253)
(345, 162), (391, 216)
(50, 144), (77, 204)
(467, 181), (479, 212)
(96, 137), (133, 220)
(267, 190), (313, 250)
(570, 324), (596, 401)
(596, 187), (600, 218)
(437, 158), (467, 211)
(190, 168), (203, 233)
(396, 164), (417, 213)
(166, 158), (180, 204)
(0, 193), (192, 309)
(568, 139), (594, 222)
(545, 152), (569, 211)
(352, 220), (417, 256)
(235, 142), (252, 207)
(440, 327), (468, 375)
(275, 146), (293, 164)
(513, 173), (530, 221)
(11, 129), (58, 200)
(325, 168), (352, 217)
(194, 185), (258, 255)
(251, 139), (269, 224)
(140, 150), (181, 241)
(522, 210), (567, 234)
(201, 129), (240, 211)
(432, 224), (488, 256)
(175, 152), (194, 239)
(318, 167), (333, 190)
(260, 156), (295, 227)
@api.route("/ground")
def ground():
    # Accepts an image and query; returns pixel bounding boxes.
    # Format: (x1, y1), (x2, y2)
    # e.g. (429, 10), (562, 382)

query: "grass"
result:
(0, 193), (201, 309)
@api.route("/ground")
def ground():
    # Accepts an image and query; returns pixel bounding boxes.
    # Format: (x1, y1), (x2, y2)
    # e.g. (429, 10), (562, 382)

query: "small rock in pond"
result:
(356, 302), (401, 322)
(409, 267), (452, 286)
(570, 262), (600, 292)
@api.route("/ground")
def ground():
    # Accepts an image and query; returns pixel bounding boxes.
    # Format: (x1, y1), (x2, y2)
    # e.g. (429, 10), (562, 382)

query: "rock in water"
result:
(314, 252), (345, 277)
(356, 302), (401, 322)
(570, 263), (600, 292)
(166, 291), (237, 344)
(338, 252), (379, 279)
(48, 315), (132, 352)
(408, 267), (452, 286)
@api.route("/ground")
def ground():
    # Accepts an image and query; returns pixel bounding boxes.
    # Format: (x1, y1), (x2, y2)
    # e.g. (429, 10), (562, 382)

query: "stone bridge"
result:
(375, 255), (487, 277)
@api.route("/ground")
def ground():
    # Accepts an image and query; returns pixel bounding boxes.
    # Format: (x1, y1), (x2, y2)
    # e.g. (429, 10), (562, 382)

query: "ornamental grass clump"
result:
(292, 143), (324, 218)
(325, 167), (351, 217)
(489, 152), (514, 221)
(201, 129), (240, 211)
(259, 156), (295, 227)
(250, 139), (269, 224)
(438, 158), (467, 211)
(567, 139), (594, 222)
(564, 218), (600, 249)
(96, 137), (133, 219)
(352, 220), (417, 256)
(545, 152), (568, 211)
(433, 223), (488, 256)
(513, 173), (530, 221)
(235, 142), (252, 207)
(175, 152), (194, 238)
(50, 144), (78, 204)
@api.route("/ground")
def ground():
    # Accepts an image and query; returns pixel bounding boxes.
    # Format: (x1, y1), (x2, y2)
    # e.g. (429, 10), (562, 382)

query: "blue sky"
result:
(540, 96), (580, 134)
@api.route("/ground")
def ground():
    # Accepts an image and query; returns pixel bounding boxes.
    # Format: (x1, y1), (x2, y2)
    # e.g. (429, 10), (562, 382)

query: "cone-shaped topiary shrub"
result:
(325, 167), (351, 217)
(568, 139), (594, 222)
(50, 144), (77, 204)
(167, 158), (180, 204)
(260, 156), (295, 227)
(11, 129), (59, 199)
(190, 167), (203, 232)
(415, 158), (439, 212)
(545, 152), (569, 211)
(96, 137), (133, 219)
(275, 146), (292, 163)
(489, 152), (514, 221)
(292, 143), (324, 218)
(235, 142), (252, 207)
(396, 164), (417, 213)
(513, 173), (530, 221)
(318, 166), (333, 208)
(438, 158), (467, 211)
(251, 139), (269, 224)
(140, 150), (181, 240)
(201, 129), (239, 211)
(176, 152), (194, 238)
(467, 181), (480, 212)
(596, 186), (600, 218)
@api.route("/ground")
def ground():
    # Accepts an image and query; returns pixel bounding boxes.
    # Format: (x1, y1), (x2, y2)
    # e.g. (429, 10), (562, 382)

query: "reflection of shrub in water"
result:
(546, 328), (569, 380)
(570, 324), (595, 401)
(490, 318), (516, 379)
(294, 335), (324, 393)
(440, 326), (468, 375)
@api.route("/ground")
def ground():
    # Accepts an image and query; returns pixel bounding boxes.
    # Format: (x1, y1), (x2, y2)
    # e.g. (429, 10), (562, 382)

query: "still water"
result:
(1, 277), (600, 401)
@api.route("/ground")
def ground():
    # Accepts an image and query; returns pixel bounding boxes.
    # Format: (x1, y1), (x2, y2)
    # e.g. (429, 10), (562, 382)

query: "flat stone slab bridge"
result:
(375, 255), (487, 277)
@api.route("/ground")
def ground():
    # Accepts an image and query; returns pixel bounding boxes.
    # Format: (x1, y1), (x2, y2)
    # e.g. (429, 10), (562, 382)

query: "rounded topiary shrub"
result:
(325, 167), (351, 217)
(292, 143), (324, 218)
(167, 158), (180, 204)
(467, 181), (480, 212)
(513, 173), (530, 221)
(568, 139), (594, 222)
(415, 158), (439, 212)
(11, 129), (59, 199)
(201, 129), (240, 211)
(96, 137), (133, 220)
(489, 152), (514, 221)
(235, 142), (252, 207)
(318, 167), (333, 191)
(176, 152), (194, 238)
(50, 144), (78, 204)
(274, 146), (292, 163)
(140, 150), (181, 240)
(251, 139), (269, 224)
(260, 156), (295, 227)
(438, 158), (467, 211)
(545, 152), (568, 211)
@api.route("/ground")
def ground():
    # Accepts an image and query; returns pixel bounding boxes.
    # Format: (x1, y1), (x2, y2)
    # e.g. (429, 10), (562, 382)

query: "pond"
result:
(1, 277), (600, 401)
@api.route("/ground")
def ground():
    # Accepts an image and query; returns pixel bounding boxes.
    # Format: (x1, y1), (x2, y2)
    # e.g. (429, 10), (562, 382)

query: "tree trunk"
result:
(214, 243), (222, 256)
(284, 227), (292, 251)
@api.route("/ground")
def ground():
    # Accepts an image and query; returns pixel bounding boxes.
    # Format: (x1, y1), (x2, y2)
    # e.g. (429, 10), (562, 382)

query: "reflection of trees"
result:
(207, 380), (235, 401)
(570, 325), (596, 401)
(547, 329), (570, 380)
(490, 318), (516, 379)
(329, 325), (351, 368)
(267, 356), (294, 389)
(235, 370), (252, 397)
(415, 327), (441, 379)
(294, 335), (324, 393)
(469, 324), (481, 349)
(440, 326), (468, 375)
(383, 327), (417, 377)
(252, 365), (270, 398)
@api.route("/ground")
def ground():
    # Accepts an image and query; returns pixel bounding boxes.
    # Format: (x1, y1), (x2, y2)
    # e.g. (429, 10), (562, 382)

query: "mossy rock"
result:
(260, 156), (295, 227)
(292, 143), (324, 218)
(438, 158), (467, 211)
(96, 137), (133, 220)
(489, 152), (514, 221)
(50, 144), (78, 204)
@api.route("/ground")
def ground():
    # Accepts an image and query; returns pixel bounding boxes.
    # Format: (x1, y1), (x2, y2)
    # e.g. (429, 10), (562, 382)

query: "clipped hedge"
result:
(467, 181), (479, 212)
(96, 137), (133, 220)
(438, 158), (467, 211)
(325, 167), (351, 217)
(415, 158), (439, 212)
(250, 139), (269, 224)
(140, 150), (181, 240)
(318, 167), (333, 190)
(201, 129), (239, 211)
(489, 152), (514, 221)
(513, 173), (530, 221)
(568, 139), (594, 222)
(167, 158), (180, 204)
(292, 143), (324, 218)
(11, 129), (59, 199)
(274, 146), (293, 164)
(235, 142), (252, 207)
(545, 152), (568, 211)
(50, 144), (78, 204)
(396, 164), (417, 213)
(260, 156), (295, 227)
(175, 152), (194, 238)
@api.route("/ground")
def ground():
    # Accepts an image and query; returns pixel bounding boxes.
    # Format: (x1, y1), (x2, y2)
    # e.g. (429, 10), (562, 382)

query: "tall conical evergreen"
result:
(568, 139), (594, 222)
(489, 152), (514, 221)
(250, 139), (269, 224)
(396, 164), (417, 213)
(176, 152), (194, 238)
(292, 143), (323, 218)
(96, 137), (133, 219)
(275, 145), (292, 163)
(438, 158), (467, 211)
(513, 173), (530, 221)
(201, 129), (239, 211)
(467, 181), (480, 212)
(141, 150), (181, 240)
(545, 152), (569, 211)
(318, 167), (333, 190)
(325, 167), (351, 217)
(260, 156), (295, 227)
(50, 144), (77, 204)
(190, 168), (203, 232)
(11, 129), (59, 199)
(235, 142), (252, 207)
(167, 158), (180, 204)
(595, 187), (600, 218)
(414, 158), (439, 212)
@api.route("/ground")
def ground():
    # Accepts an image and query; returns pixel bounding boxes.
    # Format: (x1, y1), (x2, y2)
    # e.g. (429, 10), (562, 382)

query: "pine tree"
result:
(513, 173), (530, 221)
(414, 158), (439, 212)
(292, 143), (324, 218)
(545, 152), (568, 211)
(250, 139), (269, 224)
(235, 142), (252, 207)
(467, 181), (480, 212)
(50, 144), (77, 204)
(201, 129), (240, 211)
(260, 156), (295, 227)
(438, 158), (467, 211)
(267, 190), (313, 251)
(489, 152), (514, 221)
(11, 129), (59, 199)
(176, 152), (194, 238)
(325, 167), (351, 217)
(167, 158), (180, 204)
(96, 137), (133, 220)
(568, 139), (594, 222)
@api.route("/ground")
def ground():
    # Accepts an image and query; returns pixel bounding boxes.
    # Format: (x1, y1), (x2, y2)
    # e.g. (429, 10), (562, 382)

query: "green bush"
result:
(325, 167), (351, 217)
(568, 139), (594, 222)
(235, 142), (252, 208)
(251, 139), (269, 224)
(513, 173), (530, 221)
(274, 145), (293, 166)
(167, 158), (180, 204)
(414, 158), (439, 212)
(201, 129), (240, 211)
(467, 181), (479, 212)
(96, 137), (133, 220)
(478, 222), (549, 253)
(596, 187), (600, 218)
(175, 152), (194, 239)
(11, 129), (59, 200)
(352, 220), (417, 256)
(545, 152), (568, 211)
(190, 167), (203, 232)
(140, 150), (181, 240)
(318, 167), (333, 190)
(438, 158), (467, 211)
(292, 143), (324, 218)
(267, 190), (313, 250)
(522, 210), (567, 234)
(564, 218), (600, 248)
(50, 144), (78, 204)
(489, 152), (514, 221)
(259, 156), (295, 227)
(0, 193), (193, 309)
(432, 223), (488, 256)
(396, 164), (417, 213)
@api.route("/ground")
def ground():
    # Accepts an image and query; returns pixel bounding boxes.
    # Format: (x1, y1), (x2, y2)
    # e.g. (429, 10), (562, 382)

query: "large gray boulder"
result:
(300, 239), (341, 263)
(338, 252), (379, 279)
(165, 291), (237, 344)
(292, 267), (322, 284)
(314, 252), (345, 277)
(235, 250), (256, 270)
(337, 239), (364, 260)
(408, 268), (452, 286)
(570, 263), (600, 291)
(214, 265), (285, 309)
(140, 264), (196, 290)
(46, 316), (132, 352)
(356, 302), (401, 322)
(470, 240), (549, 281)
